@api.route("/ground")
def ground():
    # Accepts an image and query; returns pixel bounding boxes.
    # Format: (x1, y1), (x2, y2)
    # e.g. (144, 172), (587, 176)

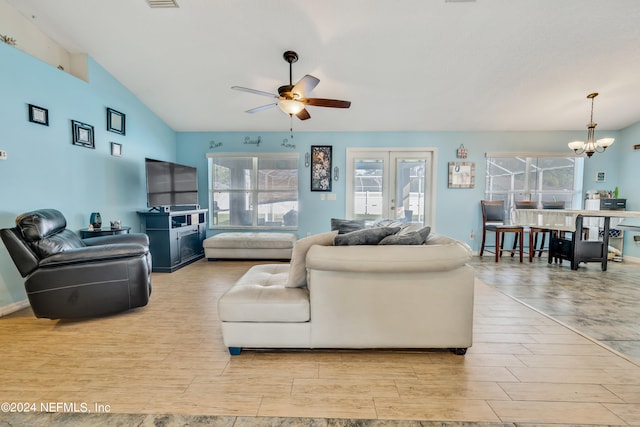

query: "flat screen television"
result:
(145, 158), (198, 208)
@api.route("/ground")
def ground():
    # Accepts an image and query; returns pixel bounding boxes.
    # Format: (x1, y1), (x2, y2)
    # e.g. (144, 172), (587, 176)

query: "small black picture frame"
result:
(111, 142), (122, 157)
(310, 145), (333, 192)
(28, 104), (49, 126)
(107, 108), (125, 135)
(71, 120), (95, 149)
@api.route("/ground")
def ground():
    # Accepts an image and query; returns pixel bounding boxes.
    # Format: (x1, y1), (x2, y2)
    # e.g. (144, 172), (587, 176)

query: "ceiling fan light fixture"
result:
(278, 99), (305, 115)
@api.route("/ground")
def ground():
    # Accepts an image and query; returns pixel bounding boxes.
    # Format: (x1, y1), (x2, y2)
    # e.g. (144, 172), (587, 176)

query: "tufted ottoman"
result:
(203, 232), (297, 260)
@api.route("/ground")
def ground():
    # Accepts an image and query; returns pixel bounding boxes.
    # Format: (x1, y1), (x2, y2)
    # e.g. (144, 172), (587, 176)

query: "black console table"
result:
(137, 208), (207, 272)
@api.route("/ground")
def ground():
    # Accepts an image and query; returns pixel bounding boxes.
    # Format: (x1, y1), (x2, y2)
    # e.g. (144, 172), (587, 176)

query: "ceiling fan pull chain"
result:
(289, 114), (294, 138)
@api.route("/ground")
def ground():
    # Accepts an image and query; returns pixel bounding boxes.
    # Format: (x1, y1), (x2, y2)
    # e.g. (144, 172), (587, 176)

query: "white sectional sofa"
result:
(217, 231), (474, 355)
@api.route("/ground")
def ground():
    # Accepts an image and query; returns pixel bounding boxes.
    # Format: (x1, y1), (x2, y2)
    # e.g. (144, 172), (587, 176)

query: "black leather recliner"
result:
(1, 209), (152, 319)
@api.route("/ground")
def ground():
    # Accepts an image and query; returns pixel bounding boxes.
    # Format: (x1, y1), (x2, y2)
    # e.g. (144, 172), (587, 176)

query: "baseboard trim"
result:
(0, 299), (30, 317)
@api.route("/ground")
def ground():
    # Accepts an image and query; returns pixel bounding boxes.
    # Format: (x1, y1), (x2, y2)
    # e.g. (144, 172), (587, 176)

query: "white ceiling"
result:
(7, 0), (640, 133)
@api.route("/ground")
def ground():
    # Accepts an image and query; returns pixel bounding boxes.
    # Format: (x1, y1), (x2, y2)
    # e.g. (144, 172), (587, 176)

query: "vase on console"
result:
(89, 212), (102, 230)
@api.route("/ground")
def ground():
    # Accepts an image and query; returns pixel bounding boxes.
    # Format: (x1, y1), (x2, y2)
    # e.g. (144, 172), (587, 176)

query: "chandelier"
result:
(568, 92), (615, 158)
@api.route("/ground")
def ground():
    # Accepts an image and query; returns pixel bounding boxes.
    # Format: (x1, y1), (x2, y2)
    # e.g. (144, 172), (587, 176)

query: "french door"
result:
(346, 149), (436, 226)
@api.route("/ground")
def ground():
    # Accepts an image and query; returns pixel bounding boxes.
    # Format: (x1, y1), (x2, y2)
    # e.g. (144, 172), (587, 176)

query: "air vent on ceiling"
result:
(146, 0), (179, 8)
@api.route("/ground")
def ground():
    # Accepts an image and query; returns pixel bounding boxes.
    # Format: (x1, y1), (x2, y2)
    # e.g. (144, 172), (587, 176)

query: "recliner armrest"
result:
(83, 233), (149, 247)
(39, 243), (148, 268)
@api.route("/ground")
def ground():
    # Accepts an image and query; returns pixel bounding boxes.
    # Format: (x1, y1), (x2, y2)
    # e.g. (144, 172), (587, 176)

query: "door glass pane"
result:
(353, 159), (383, 220)
(395, 159), (426, 224)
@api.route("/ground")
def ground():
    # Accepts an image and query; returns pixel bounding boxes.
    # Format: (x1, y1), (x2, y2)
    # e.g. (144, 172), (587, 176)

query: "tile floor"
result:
(470, 255), (640, 362)
(1, 256), (640, 426)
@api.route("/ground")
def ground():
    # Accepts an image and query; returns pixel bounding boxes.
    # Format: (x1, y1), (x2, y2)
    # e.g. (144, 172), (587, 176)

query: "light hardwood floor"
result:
(1, 257), (640, 425)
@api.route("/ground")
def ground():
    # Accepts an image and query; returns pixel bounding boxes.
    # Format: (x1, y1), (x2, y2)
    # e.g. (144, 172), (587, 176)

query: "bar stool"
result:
(515, 201), (549, 262)
(479, 200), (524, 262)
(542, 200), (568, 264)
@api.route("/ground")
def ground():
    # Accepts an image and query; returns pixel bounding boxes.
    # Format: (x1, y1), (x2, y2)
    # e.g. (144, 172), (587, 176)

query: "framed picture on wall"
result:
(111, 142), (122, 157)
(71, 120), (95, 149)
(311, 145), (332, 192)
(28, 104), (49, 126)
(448, 161), (475, 188)
(107, 108), (126, 135)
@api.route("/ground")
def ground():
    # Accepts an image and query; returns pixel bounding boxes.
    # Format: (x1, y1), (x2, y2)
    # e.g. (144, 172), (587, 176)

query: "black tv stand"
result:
(138, 208), (208, 272)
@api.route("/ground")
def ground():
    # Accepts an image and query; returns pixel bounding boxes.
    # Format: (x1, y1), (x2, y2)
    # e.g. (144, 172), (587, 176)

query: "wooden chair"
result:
(514, 201), (549, 262)
(479, 200), (523, 262)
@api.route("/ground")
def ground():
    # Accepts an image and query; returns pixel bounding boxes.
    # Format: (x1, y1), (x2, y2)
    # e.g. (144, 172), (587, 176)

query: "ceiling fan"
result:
(231, 50), (351, 121)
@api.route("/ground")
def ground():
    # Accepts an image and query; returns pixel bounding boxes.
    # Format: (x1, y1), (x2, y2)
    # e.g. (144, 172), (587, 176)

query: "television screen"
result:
(145, 158), (198, 208)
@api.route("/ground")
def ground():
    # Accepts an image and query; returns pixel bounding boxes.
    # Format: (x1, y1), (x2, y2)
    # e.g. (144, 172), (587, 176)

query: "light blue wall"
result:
(0, 43), (176, 308)
(177, 128), (632, 253)
(618, 121), (640, 258)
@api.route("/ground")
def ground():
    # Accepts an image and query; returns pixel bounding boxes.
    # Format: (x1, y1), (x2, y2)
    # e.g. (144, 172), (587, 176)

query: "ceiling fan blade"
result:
(246, 103), (278, 114)
(296, 108), (311, 120)
(292, 75), (320, 98)
(231, 86), (279, 99)
(301, 98), (351, 108)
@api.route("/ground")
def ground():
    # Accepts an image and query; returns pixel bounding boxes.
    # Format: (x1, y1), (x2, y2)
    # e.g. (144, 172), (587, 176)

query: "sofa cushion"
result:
(32, 229), (86, 259)
(286, 230), (338, 288)
(330, 218), (365, 234)
(218, 264), (309, 322)
(203, 232), (296, 249)
(14, 209), (86, 259)
(334, 226), (400, 246)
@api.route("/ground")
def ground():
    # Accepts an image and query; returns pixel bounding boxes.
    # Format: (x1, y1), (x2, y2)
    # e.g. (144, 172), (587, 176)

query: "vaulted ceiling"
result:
(7, 0), (640, 133)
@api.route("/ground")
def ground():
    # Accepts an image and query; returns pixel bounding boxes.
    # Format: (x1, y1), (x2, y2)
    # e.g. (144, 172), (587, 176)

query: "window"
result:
(207, 153), (299, 228)
(485, 153), (584, 217)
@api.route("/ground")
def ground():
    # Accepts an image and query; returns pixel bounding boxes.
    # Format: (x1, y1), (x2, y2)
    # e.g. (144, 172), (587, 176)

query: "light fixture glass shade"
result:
(278, 99), (304, 115)
(597, 137), (615, 148)
(568, 141), (584, 150)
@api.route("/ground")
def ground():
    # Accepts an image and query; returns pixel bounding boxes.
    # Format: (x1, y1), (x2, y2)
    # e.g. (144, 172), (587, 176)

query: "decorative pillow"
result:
(417, 225), (431, 242)
(373, 218), (408, 230)
(334, 227), (401, 246)
(379, 225), (431, 245)
(378, 231), (423, 245)
(286, 230), (338, 288)
(330, 218), (365, 234)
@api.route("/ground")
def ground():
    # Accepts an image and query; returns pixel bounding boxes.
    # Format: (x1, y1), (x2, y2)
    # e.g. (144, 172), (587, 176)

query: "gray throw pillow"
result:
(379, 225), (431, 245)
(417, 226), (431, 242)
(331, 218), (366, 234)
(334, 227), (401, 246)
(378, 231), (424, 245)
(373, 218), (407, 229)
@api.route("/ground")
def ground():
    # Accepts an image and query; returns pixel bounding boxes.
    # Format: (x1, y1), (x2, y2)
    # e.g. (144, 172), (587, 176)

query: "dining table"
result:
(514, 208), (640, 271)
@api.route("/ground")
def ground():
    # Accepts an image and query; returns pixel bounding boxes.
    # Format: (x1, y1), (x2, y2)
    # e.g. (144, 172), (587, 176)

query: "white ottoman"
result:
(203, 232), (297, 260)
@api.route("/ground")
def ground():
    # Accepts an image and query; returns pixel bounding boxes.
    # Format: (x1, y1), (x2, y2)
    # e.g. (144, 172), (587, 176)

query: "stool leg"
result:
(495, 230), (501, 262)
(529, 231), (534, 262)
(519, 230), (524, 262)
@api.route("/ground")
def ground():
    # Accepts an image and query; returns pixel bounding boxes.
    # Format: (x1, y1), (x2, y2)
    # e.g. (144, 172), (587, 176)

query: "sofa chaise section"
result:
(218, 233), (474, 354)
